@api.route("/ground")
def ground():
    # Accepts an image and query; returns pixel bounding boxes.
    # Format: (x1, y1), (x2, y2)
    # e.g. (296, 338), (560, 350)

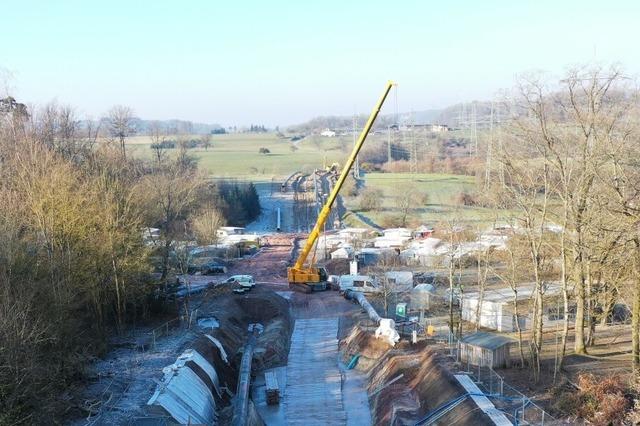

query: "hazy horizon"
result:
(2, 0), (639, 127)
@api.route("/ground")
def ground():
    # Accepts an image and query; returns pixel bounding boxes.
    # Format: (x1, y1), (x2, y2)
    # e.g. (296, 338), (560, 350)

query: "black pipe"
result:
(231, 326), (259, 426)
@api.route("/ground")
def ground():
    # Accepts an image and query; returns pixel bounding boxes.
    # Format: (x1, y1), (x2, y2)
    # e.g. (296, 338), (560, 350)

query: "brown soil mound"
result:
(341, 326), (392, 370)
(340, 326), (494, 425)
(368, 349), (494, 425)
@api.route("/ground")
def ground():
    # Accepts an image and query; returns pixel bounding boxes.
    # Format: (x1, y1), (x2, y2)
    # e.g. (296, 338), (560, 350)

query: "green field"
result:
(126, 133), (502, 227)
(126, 133), (353, 179)
(343, 172), (504, 228)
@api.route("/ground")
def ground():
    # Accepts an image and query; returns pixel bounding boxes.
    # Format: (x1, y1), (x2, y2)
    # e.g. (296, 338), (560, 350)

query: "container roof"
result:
(460, 332), (516, 350)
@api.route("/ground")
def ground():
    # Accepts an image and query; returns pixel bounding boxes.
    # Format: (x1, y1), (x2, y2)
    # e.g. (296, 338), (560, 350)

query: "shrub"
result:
(380, 214), (403, 228)
(455, 191), (477, 206)
(258, 147), (270, 154)
(553, 373), (631, 425)
(358, 188), (383, 211)
(342, 174), (359, 197)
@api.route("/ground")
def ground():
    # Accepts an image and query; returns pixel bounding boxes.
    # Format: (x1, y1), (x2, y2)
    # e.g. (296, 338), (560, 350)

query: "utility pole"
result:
(387, 125), (391, 165)
(472, 102), (478, 156)
(410, 111), (417, 176)
(484, 101), (494, 189)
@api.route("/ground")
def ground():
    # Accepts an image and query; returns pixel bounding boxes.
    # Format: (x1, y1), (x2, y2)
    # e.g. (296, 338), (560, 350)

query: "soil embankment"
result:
(341, 326), (494, 425)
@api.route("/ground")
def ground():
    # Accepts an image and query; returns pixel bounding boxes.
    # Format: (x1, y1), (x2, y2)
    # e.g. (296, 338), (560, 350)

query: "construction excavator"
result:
(288, 81), (395, 293)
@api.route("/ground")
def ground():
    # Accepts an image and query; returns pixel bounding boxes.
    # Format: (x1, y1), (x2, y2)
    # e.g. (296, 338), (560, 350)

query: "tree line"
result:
(0, 98), (259, 423)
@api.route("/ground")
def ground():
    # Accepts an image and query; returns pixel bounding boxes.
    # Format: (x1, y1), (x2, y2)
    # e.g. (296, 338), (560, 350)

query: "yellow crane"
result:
(288, 81), (395, 292)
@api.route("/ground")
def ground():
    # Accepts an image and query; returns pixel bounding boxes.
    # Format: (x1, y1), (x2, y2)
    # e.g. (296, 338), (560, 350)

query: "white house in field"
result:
(320, 129), (336, 137)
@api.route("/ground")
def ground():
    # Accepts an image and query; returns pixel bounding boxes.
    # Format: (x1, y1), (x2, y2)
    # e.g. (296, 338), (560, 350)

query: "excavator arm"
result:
(288, 81), (395, 291)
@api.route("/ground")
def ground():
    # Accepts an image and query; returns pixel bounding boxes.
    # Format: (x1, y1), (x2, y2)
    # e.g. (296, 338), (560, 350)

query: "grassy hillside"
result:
(126, 133), (354, 178)
(343, 172), (503, 228)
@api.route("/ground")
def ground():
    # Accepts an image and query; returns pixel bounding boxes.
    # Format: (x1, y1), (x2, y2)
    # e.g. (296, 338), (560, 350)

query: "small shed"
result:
(458, 332), (515, 368)
(410, 284), (436, 310)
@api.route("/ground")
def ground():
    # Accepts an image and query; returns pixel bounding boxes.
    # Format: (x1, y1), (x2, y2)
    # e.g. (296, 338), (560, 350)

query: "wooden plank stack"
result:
(265, 370), (280, 405)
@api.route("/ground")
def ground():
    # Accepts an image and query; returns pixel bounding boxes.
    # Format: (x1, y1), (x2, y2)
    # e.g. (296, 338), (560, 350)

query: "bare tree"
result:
(149, 120), (167, 164)
(192, 208), (225, 245)
(395, 185), (428, 227)
(138, 163), (204, 280)
(200, 133), (212, 150)
(106, 105), (136, 158)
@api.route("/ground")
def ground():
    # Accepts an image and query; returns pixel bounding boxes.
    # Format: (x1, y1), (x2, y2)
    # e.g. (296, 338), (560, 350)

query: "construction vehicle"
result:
(287, 81), (395, 292)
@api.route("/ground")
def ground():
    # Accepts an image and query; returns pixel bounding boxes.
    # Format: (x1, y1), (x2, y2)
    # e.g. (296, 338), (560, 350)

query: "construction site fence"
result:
(446, 338), (559, 426)
(150, 308), (202, 350)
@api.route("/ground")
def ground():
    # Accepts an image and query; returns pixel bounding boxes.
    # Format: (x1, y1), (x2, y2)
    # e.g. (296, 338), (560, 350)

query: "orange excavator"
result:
(287, 81), (395, 292)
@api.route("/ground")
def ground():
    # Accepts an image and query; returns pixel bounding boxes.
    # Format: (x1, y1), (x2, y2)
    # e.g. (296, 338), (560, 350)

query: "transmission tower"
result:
(409, 112), (418, 174)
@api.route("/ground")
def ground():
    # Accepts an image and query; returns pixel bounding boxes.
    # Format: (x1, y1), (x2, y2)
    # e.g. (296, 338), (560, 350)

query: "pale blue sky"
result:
(1, 0), (638, 126)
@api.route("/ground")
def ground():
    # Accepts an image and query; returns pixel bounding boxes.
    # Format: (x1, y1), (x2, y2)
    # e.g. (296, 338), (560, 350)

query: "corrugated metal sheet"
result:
(459, 332), (515, 350)
(284, 318), (347, 425)
(147, 366), (217, 425)
(454, 374), (512, 425)
(175, 349), (222, 398)
(147, 349), (219, 425)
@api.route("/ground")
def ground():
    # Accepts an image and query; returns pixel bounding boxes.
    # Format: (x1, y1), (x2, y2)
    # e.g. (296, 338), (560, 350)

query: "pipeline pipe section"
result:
(344, 290), (382, 324)
(344, 290), (400, 346)
(231, 324), (260, 426)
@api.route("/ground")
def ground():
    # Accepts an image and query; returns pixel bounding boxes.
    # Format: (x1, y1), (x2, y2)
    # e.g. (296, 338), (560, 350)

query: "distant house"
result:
(428, 124), (449, 132)
(374, 228), (412, 248)
(337, 227), (373, 242)
(459, 332), (516, 368)
(320, 129), (336, 137)
(400, 237), (445, 266)
(413, 226), (434, 239)
(398, 124), (449, 133)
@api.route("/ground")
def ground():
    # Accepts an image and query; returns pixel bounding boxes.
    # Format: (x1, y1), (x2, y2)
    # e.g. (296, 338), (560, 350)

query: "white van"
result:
(339, 275), (380, 293)
(224, 275), (255, 288)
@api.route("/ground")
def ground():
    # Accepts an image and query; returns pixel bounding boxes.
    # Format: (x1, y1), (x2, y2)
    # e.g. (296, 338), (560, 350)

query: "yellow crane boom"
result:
(288, 81), (395, 292)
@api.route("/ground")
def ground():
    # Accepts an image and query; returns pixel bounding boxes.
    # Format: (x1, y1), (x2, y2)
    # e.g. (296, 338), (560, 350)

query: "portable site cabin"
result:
(461, 283), (569, 332)
(355, 248), (398, 266)
(339, 274), (380, 293)
(330, 246), (354, 260)
(459, 332), (515, 368)
(336, 227), (374, 243)
(400, 238), (444, 266)
(383, 271), (414, 291)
